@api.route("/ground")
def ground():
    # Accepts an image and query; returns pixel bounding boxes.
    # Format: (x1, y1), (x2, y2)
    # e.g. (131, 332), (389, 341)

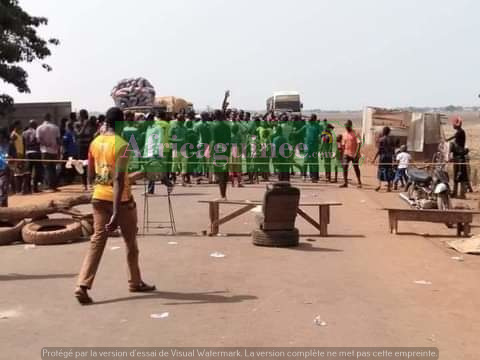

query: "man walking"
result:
(75, 107), (155, 305)
(340, 120), (362, 188)
(36, 113), (60, 192)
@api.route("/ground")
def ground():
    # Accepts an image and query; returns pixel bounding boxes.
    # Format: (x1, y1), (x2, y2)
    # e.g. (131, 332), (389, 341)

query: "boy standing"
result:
(393, 145), (411, 190)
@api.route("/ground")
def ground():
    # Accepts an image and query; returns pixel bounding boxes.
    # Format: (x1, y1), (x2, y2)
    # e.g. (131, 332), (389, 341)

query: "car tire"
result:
(0, 220), (25, 245)
(252, 228), (299, 247)
(22, 219), (82, 245)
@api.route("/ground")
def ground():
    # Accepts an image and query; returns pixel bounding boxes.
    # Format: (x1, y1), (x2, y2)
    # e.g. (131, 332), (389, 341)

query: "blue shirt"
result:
(63, 130), (78, 157)
(0, 144), (9, 171)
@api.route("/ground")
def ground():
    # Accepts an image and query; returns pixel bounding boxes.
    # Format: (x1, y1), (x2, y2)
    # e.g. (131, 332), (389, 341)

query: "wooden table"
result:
(198, 200), (343, 237)
(385, 208), (480, 237)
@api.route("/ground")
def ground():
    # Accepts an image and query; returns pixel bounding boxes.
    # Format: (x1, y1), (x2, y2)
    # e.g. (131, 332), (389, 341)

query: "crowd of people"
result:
(371, 116), (472, 199)
(117, 109), (365, 199)
(0, 106), (473, 207)
(0, 110), (104, 206)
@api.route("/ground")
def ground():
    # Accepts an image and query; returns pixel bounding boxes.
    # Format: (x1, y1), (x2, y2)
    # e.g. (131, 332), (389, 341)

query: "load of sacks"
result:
(111, 77), (156, 108)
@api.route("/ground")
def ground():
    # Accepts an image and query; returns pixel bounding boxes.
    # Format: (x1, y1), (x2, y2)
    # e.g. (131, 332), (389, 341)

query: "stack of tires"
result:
(252, 228), (299, 247)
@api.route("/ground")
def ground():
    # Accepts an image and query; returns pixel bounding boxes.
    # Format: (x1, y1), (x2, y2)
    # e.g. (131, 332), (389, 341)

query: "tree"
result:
(0, 0), (59, 116)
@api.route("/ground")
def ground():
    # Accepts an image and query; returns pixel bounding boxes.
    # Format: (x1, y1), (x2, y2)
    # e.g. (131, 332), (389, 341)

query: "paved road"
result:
(1, 177), (479, 359)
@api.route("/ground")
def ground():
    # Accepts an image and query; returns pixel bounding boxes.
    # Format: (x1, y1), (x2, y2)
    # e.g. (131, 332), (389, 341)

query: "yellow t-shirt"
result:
(89, 134), (132, 202)
(12, 130), (24, 156)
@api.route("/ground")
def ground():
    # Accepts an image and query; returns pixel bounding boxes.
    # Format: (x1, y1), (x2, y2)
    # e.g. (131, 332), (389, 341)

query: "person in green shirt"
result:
(169, 114), (187, 184)
(272, 126), (291, 182)
(257, 121), (272, 182)
(230, 123), (244, 187)
(194, 112), (213, 183)
(212, 110), (231, 199)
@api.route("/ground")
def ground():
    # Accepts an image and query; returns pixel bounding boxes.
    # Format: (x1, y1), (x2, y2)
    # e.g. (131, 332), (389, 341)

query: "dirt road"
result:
(1, 174), (479, 359)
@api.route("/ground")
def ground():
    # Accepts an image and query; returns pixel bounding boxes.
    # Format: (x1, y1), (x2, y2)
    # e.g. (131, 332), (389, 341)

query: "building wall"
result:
(0, 102), (72, 128)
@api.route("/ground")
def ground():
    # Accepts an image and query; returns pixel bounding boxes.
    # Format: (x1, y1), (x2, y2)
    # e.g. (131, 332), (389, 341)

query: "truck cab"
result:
(266, 91), (303, 114)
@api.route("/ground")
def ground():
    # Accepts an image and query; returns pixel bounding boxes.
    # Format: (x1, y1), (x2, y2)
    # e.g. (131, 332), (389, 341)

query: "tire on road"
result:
(0, 220), (25, 245)
(22, 219), (82, 245)
(252, 228), (299, 247)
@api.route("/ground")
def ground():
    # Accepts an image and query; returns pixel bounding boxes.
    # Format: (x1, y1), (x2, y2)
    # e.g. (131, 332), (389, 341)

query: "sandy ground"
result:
(1, 167), (480, 360)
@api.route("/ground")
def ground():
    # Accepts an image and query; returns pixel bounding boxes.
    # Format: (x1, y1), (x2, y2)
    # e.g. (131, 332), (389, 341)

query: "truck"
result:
(124, 96), (194, 117)
(266, 91), (303, 114)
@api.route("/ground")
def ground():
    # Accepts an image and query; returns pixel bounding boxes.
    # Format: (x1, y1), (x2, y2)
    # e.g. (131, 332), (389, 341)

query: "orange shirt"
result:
(89, 134), (131, 202)
(342, 130), (360, 158)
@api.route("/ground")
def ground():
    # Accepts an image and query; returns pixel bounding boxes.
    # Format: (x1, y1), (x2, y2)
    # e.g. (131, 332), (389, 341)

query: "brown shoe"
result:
(74, 287), (93, 305)
(129, 281), (156, 293)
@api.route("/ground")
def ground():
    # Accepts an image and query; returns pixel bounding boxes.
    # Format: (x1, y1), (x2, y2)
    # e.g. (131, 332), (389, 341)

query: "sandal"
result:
(129, 281), (156, 293)
(75, 287), (93, 305)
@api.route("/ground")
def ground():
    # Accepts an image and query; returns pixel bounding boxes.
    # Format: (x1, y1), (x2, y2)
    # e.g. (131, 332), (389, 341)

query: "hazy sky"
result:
(6, 0), (479, 111)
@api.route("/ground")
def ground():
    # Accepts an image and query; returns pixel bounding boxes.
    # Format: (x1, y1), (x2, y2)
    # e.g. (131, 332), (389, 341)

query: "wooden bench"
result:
(199, 200), (342, 237)
(385, 208), (480, 237)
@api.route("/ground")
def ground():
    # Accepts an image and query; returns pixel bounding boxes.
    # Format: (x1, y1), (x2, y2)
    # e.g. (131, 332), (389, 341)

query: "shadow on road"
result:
(290, 243), (343, 252)
(93, 291), (258, 306)
(0, 273), (77, 281)
(396, 232), (461, 239)
(302, 234), (365, 239)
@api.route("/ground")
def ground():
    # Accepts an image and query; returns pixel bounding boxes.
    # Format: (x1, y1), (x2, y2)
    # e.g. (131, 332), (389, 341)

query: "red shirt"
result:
(342, 130), (360, 157)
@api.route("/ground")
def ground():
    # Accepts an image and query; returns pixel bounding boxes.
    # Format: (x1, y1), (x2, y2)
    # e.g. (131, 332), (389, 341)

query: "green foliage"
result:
(0, 0), (59, 115)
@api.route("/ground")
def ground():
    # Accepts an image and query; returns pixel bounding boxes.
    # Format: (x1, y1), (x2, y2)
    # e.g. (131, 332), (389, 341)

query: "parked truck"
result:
(266, 91), (303, 114)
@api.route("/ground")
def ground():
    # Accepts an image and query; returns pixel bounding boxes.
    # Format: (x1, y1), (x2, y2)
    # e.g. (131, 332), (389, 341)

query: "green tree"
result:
(0, 0), (59, 115)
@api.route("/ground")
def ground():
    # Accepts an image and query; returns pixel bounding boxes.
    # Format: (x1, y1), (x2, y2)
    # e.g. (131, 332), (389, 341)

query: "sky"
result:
(5, 0), (480, 111)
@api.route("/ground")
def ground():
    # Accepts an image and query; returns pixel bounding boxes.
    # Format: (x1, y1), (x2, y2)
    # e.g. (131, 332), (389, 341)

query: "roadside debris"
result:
(167, 242), (178, 245)
(216, 234), (227, 237)
(251, 206), (262, 214)
(24, 244), (36, 250)
(451, 256), (465, 262)
(210, 252), (226, 258)
(110, 246), (121, 251)
(150, 312), (169, 320)
(414, 280), (432, 286)
(448, 236), (480, 255)
(313, 315), (328, 327)
(0, 310), (20, 319)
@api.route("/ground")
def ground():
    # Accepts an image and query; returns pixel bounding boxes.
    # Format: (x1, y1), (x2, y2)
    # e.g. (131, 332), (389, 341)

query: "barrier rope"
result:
(3, 158), (478, 166)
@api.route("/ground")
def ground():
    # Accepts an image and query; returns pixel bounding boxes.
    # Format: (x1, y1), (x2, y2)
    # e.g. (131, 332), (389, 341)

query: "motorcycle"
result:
(405, 162), (451, 210)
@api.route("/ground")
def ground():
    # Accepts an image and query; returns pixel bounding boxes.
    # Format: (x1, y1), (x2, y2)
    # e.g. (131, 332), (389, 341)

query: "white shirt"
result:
(396, 152), (411, 169)
(36, 121), (60, 154)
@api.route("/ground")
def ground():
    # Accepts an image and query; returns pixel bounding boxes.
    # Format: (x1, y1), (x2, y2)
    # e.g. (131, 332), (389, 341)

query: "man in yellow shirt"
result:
(75, 107), (155, 305)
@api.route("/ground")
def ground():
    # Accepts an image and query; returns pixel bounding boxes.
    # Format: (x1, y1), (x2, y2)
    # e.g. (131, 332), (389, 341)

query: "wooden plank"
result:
(199, 200), (343, 207)
(391, 211), (472, 224)
(384, 208), (480, 215)
(218, 205), (256, 226)
(319, 206), (329, 236)
(209, 202), (220, 235)
(199, 200), (261, 205)
(297, 208), (322, 232)
(298, 203), (343, 207)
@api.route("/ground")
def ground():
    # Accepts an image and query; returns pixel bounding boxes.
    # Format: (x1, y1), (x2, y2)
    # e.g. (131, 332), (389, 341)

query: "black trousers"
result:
(26, 152), (43, 190)
(42, 153), (58, 190)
